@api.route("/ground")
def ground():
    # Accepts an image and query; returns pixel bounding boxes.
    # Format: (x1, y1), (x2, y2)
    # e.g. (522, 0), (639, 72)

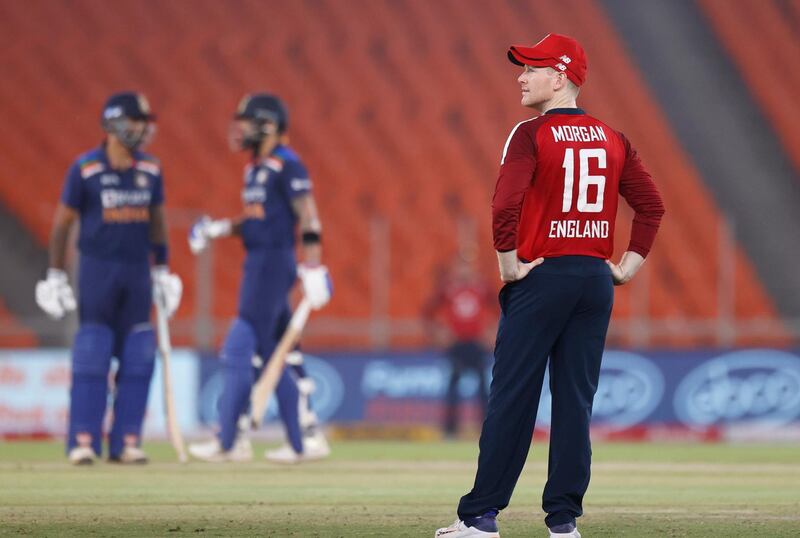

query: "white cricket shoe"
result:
(188, 437), (253, 463)
(264, 444), (301, 464)
(264, 433), (331, 464)
(68, 446), (97, 465)
(434, 519), (500, 537)
(548, 523), (581, 537)
(302, 430), (331, 460)
(110, 446), (148, 464)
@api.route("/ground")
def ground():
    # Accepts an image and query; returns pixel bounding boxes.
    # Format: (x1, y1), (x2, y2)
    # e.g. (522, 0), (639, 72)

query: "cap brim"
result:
(508, 46), (553, 67)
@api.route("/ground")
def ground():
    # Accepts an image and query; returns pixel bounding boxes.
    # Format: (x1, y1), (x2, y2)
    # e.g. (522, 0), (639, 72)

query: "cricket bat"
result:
(250, 298), (312, 428)
(154, 290), (188, 463)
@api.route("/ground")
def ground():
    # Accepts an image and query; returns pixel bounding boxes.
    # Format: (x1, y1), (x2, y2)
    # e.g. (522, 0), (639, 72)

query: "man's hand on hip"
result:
(606, 251), (645, 286)
(496, 250), (544, 283)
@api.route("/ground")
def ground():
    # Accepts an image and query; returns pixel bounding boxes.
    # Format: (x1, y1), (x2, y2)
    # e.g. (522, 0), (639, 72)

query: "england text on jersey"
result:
(548, 219), (609, 239)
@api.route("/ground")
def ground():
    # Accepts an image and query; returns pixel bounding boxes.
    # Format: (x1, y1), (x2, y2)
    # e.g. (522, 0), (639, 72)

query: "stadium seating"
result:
(0, 0), (784, 347)
(698, 0), (800, 177)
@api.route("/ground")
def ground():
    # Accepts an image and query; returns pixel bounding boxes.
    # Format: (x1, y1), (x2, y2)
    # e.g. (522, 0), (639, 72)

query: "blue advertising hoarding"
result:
(2, 348), (799, 439)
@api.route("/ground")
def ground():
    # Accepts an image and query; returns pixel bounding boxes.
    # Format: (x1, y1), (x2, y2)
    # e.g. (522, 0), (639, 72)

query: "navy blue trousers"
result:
(217, 248), (298, 449)
(444, 340), (489, 435)
(458, 256), (613, 528)
(78, 255), (151, 354)
(69, 254), (154, 456)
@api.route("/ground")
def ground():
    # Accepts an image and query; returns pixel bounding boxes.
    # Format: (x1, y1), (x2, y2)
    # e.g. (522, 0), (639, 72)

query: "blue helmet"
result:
(100, 91), (156, 150)
(235, 93), (288, 132)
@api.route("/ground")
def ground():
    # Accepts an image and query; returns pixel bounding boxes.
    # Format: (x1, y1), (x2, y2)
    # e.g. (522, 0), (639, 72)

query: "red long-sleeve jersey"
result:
(492, 108), (664, 260)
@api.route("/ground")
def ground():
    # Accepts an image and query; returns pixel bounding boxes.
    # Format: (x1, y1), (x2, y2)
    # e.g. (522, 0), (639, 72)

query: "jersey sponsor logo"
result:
(102, 206), (149, 222)
(100, 188), (152, 222)
(100, 173), (120, 186)
(548, 219), (609, 238)
(135, 160), (160, 176)
(80, 159), (105, 179)
(674, 350), (800, 427)
(242, 185), (266, 220)
(290, 178), (312, 192)
(551, 124), (607, 143)
(243, 203), (265, 220)
(101, 189), (151, 209)
(242, 186), (266, 204)
(135, 173), (149, 189)
(255, 169), (268, 184)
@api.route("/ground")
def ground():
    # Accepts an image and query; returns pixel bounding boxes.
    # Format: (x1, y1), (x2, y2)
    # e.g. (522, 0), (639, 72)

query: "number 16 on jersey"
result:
(561, 148), (606, 213)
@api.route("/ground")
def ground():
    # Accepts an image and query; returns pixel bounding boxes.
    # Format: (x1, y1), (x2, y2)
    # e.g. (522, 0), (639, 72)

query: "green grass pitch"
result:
(1, 440), (798, 536)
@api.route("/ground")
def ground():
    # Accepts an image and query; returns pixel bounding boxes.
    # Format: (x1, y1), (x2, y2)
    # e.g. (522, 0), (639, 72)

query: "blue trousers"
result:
(78, 255), (151, 355)
(68, 255), (154, 456)
(458, 256), (613, 528)
(217, 248), (299, 450)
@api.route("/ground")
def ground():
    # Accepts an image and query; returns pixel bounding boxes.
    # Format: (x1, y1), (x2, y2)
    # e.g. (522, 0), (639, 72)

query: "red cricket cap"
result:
(508, 33), (588, 87)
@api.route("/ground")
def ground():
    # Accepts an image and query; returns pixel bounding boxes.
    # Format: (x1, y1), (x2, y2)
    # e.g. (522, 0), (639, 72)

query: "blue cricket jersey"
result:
(60, 146), (164, 262)
(240, 145), (312, 251)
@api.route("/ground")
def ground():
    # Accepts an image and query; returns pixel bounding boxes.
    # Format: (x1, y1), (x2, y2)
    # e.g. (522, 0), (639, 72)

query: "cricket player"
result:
(187, 93), (332, 463)
(423, 254), (495, 438)
(35, 91), (183, 465)
(435, 34), (664, 537)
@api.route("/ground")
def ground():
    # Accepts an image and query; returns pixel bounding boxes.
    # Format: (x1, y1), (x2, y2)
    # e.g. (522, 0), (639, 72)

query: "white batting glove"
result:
(35, 268), (77, 319)
(297, 264), (332, 310)
(152, 266), (183, 317)
(188, 216), (232, 255)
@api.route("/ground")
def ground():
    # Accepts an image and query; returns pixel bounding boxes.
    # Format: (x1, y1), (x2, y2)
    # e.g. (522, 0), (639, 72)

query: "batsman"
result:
(436, 34), (665, 537)
(35, 92), (183, 465)
(188, 93), (332, 463)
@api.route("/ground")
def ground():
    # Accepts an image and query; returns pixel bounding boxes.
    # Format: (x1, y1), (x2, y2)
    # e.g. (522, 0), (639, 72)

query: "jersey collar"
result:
(98, 142), (141, 171)
(545, 107), (586, 115)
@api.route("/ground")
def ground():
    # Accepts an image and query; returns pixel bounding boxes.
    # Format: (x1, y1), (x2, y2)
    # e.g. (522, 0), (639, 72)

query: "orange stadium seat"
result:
(698, 0), (800, 177)
(0, 0), (782, 348)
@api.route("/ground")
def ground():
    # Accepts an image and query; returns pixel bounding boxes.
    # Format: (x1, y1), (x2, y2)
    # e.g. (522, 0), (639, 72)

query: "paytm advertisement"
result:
(2, 349), (799, 440)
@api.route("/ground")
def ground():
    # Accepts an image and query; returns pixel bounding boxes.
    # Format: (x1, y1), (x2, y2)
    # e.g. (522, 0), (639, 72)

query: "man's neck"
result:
(105, 139), (134, 170)
(258, 137), (280, 159)
(537, 94), (578, 114)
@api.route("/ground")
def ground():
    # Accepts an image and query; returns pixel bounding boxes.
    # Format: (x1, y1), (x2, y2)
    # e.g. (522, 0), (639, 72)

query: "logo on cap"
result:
(237, 95), (251, 115)
(136, 94), (151, 115)
(104, 106), (124, 120)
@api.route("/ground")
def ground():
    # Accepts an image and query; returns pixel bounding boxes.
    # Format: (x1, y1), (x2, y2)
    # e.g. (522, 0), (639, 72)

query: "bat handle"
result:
(291, 298), (312, 330)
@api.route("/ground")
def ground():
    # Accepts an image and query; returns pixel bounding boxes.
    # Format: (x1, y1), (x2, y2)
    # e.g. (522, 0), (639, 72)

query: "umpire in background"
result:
(423, 252), (495, 438)
(436, 34), (664, 538)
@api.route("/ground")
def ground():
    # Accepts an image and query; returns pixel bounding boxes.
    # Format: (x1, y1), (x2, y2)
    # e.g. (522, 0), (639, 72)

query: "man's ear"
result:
(553, 71), (568, 91)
